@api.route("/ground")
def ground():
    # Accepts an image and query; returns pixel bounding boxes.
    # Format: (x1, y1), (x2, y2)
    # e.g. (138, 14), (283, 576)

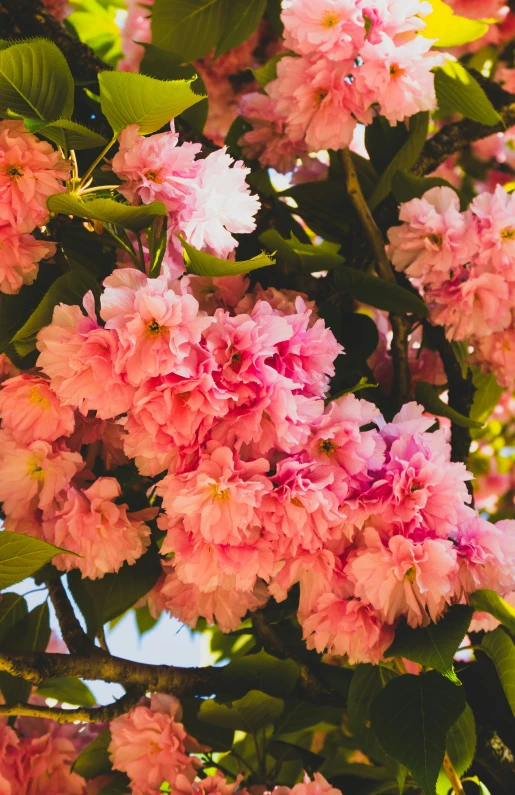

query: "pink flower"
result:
(290, 773), (343, 795)
(41, 0), (71, 20)
(188, 274), (249, 315)
(0, 227), (56, 294)
(453, 513), (515, 594)
(149, 560), (269, 632)
(109, 694), (201, 795)
(0, 431), (83, 519)
(361, 0), (432, 41)
(267, 54), (359, 152)
(357, 34), (444, 125)
(238, 92), (307, 174)
(118, 0), (152, 72)
(346, 529), (459, 626)
(100, 268), (212, 385)
(472, 329), (515, 389)
(157, 442), (271, 546)
(0, 353), (19, 384)
(281, 0), (365, 59)
(44, 477), (151, 579)
(471, 185), (515, 274)
(0, 722), (23, 794)
(15, 718), (87, 795)
(36, 292), (136, 420)
(112, 125), (201, 208)
(175, 771), (243, 795)
(302, 592), (394, 664)
(0, 375), (75, 445)
(388, 187), (477, 288)
(0, 120), (69, 233)
(178, 148), (261, 259)
(235, 284), (317, 317)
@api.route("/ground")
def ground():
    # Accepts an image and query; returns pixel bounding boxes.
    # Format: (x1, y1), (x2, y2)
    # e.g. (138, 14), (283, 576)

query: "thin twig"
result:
(0, 685), (145, 724)
(443, 752), (466, 795)
(45, 577), (96, 656)
(341, 148), (412, 408)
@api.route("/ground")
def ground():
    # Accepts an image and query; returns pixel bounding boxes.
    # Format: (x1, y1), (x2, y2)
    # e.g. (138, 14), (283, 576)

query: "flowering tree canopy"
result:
(3, 0), (515, 793)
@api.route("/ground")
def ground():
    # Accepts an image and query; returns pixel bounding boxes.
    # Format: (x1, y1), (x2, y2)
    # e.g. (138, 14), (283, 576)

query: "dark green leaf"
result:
(11, 266), (100, 357)
(436, 704), (476, 795)
(30, 119), (108, 152)
(435, 63), (502, 126)
(266, 0), (283, 35)
(0, 39), (74, 121)
(135, 604), (158, 636)
(365, 115), (409, 175)
(280, 181), (351, 241)
(268, 740), (324, 773)
(370, 671), (467, 795)
(251, 53), (288, 90)
(470, 590), (515, 635)
(385, 605), (473, 682)
(348, 664), (398, 734)
(391, 170), (455, 203)
(73, 729), (112, 777)
(199, 689), (284, 732)
(182, 237), (274, 276)
(67, 546), (162, 636)
(481, 628), (515, 716)
(275, 699), (343, 734)
(152, 0), (227, 61)
(36, 677), (96, 707)
(98, 71), (205, 135)
(415, 381), (483, 429)
(48, 194), (168, 232)
(180, 695), (235, 751)
(99, 773), (131, 795)
(0, 532), (70, 590)
(334, 267), (428, 317)
(259, 229), (345, 272)
(215, 0), (266, 57)
(222, 650), (300, 697)
(0, 593), (27, 644)
(0, 602), (51, 705)
(368, 113), (429, 211)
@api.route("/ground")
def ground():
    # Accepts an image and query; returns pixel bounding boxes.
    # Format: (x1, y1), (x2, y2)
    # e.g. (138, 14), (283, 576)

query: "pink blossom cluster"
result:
(388, 185), (515, 389)
(0, 715), (104, 794)
(0, 265), (510, 666)
(111, 125), (260, 268)
(0, 120), (69, 295)
(238, 0), (444, 172)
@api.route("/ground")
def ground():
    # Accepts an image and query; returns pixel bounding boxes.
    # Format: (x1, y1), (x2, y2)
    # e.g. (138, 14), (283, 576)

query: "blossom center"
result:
(27, 456), (45, 481)
(321, 11), (339, 28)
(427, 233), (442, 247)
(501, 228), (515, 240)
(209, 484), (230, 501)
(319, 438), (336, 455)
(28, 386), (51, 408)
(147, 319), (166, 335)
(6, 164), (23, 179)
(404, 566), (416, 582)
(291, 497), (304, 507)
(145, 169), (163, 183)
(389, 64), (404, 78)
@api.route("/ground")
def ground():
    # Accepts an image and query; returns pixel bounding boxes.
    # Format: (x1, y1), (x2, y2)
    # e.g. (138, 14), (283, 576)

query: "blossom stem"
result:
(78, 135), (118, 191)
(443, 753), (466, 795)
(341, 147), (411, 407)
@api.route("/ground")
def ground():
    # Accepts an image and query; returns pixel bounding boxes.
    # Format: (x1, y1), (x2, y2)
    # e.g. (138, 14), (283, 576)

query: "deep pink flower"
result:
(453, 512), (515, 594)
(0, 227), (55, 294)
(238, 92), (307, 174)
(0, 375), (75, 445)
(15, 718), (87, 795)
(472, 329), (515, 389)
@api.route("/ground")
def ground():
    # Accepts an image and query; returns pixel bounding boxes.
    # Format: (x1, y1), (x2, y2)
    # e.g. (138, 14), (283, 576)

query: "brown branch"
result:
(0, 651), (42, 685)
(341, 148), (412, 408)
(45, 577), (97, 656)
(0, 685), (145, 724)
(443, 753), (466, 795)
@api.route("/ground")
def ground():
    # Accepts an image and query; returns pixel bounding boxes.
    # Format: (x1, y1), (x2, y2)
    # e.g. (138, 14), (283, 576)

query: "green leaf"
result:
(415, 381), (483, 429)
(72, 729), (112, 777)
(0, 532), (69, 590)
(215, 0), (266, 57)
(259, 229), (345, 272)
(266, 0), (283, 36)
(98, 71), (205, 136)
(280, 181), (351, 241)
(182, 237), (274, 276)
(422, 0), (489, 48)
(36, 677), (96, 707)
(275, 700), (343, 735)
(67, 546), (162, 637)
(251, 53), (288, 90)
(436, 704), (476, 795)
(0, 39), (74, 121)
(135, 604), (158, 636)
(462, 777), (492, 795)
(0, 593), (27, 644)
(222, 651), (300, 698)
(180, 696), (235, 751)
(199, 689), (284, 733)
(268, 740), (323, 774)
(435, 63), (502, 126)
(348, 665), (399, 734)
(391, 170), (455, 203)
(481, 628), (515, 715)
(385, 605), (474, 682)
(470, 590), (515, 635)
(11, 266), (101, 357)
(99, 774), (131, 795)
(370, 671), (467, 795)
(0, 602), (51, 705)
(470, 369), (503, 424)
(47, 194), (167, 232)
(368, 112), (429, 211)
(334, 267), (428, 317)
(68, 0), (122, 67)
(26, 119), (108, 152)
(152, 0), (227, 61)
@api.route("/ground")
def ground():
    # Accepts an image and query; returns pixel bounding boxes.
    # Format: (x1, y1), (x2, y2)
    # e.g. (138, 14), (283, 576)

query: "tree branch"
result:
(443, 753), (466, 795)
(341, 148), (411, 408)
(45, 576), (97, 656)
(0, 685), (146, 723)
